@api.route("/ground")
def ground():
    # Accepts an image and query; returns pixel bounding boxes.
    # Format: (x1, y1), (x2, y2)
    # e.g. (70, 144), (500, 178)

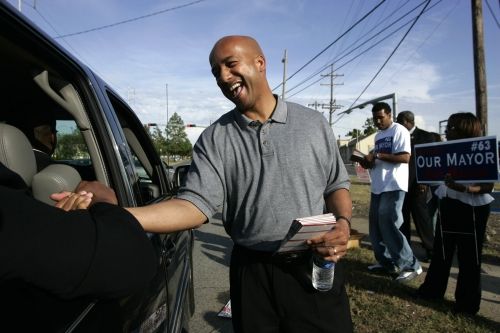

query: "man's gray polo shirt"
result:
(177, 97), (349, 252)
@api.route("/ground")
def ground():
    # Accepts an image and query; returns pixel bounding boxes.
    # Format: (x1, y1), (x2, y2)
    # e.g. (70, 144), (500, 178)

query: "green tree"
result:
(54, 129), (89, 160)
(347, 128), (362, 138)
(165, 112), (192, 161)
(346, 118), (376, 139)
(362, 117), (377, 135)
(146, 125), (168, 157)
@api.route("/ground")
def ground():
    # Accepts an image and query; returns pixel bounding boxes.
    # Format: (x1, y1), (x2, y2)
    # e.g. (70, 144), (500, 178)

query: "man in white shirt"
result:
(359, 102), (422, 282)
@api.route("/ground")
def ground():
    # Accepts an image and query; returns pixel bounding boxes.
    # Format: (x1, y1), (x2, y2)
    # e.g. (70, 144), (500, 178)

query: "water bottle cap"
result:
(323, 262), (334, 269)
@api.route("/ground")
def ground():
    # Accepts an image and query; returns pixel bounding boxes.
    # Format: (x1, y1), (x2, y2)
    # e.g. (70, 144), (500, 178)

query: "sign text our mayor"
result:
(414, 136), (498, 183)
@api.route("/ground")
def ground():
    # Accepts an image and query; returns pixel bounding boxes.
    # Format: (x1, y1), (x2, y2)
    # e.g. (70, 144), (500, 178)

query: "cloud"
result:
(22, 0), (499, 140)
(386, 62), (440, 103)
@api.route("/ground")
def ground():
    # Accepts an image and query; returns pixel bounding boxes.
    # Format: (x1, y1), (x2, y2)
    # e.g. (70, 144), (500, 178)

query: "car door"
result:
(96, 88), (194, 333)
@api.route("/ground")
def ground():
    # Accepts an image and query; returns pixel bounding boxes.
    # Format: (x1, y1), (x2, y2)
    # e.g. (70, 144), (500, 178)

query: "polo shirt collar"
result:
(232, 95), (288, 129)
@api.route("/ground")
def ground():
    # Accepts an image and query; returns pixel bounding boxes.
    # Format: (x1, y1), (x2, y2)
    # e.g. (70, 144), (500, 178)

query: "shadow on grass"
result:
(344, 246), (500, 332)
(482, 253), (500, 265)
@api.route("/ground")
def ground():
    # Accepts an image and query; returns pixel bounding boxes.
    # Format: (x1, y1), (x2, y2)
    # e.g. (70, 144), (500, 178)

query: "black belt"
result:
(233, 244), (311, 265)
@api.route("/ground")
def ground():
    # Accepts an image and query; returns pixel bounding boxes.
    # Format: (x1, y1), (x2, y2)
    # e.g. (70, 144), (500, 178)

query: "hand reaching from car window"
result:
(51, 191), (93, 211)
(74, 180), (118, 205)
(51, 180), (119, 211)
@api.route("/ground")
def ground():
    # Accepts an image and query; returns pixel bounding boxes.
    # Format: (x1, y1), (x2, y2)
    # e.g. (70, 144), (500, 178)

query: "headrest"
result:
(32, 164), (82, 205)
(0, 123), (37, 186)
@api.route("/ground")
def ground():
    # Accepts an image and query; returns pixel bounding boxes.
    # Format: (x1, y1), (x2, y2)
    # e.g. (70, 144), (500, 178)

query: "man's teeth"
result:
(229, 83), (241, 92)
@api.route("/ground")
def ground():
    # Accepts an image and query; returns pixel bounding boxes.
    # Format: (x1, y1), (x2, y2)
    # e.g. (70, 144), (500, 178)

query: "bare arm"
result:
(52, 181), (207, 233)
(125, 198), (207, 233)
(444, 174), (494, 194)
(466, 183), (494, 194)
(376, 152), (410, 164)
(307, 188), (352, 262)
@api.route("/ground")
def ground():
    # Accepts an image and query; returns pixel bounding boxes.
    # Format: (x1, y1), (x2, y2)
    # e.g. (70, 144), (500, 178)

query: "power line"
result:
(333, 0), (432, 125)
(55, 0), (207, 39)
(31, 6), (84, 57)
(327, 0), (422, 70)
(347, 0), (432, 109)
(28, 4), (131, 96)
(376, 0), (455, 94)
(286, 13), (414, 96)
(485, 0), (500, 29)
(286, 0), (438, 98)
(287, 76), (324, 99)
(272, 0), (387, 92)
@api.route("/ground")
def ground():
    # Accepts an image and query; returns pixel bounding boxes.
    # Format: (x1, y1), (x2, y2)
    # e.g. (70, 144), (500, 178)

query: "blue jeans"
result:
(369, 190), (420, 271)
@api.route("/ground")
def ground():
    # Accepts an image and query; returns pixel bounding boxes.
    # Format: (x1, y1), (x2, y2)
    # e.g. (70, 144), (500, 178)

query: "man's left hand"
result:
(307, 219), (350, 263)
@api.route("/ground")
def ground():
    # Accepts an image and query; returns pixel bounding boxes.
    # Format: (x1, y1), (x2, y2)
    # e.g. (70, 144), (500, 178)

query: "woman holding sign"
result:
(416, 113), (494, 315)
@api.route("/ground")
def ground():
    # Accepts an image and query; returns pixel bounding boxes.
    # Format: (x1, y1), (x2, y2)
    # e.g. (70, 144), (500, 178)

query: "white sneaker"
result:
(395, 266), (423, 283)
(368, 263), (399, 274)
(367, 263), (385, 271)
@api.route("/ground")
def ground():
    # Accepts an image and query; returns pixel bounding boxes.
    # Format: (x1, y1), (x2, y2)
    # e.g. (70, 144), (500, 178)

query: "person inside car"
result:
(7, 111), (58, 172)
(0, 161), (156, 330)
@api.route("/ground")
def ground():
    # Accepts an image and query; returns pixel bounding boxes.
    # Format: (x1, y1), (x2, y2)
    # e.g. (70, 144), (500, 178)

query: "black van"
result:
(0, 1), (194, 332)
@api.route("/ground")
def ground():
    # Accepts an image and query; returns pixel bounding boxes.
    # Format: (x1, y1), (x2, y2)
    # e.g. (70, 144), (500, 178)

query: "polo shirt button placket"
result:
(260, 123), (272, 156)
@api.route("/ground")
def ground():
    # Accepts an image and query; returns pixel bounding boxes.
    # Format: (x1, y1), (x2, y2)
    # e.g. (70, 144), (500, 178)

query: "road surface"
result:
(189, 212), (234, 333)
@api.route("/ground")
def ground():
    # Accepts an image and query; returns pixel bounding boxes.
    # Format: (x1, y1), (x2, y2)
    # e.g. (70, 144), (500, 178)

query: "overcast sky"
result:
(11, 0), (500, 143)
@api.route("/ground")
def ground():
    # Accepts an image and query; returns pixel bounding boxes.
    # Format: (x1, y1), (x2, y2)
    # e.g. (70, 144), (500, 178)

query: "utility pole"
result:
(308, 101), (321, 112)
(281, 49), (288, 101)
(321, 64), (344, 127)
(165, 83), (169, 165)
(471, 0), (488, 135)
(127, 88), (136, 108)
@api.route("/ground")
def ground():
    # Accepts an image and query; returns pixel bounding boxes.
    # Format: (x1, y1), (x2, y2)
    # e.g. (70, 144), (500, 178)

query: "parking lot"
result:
(190, 212), (234, 333)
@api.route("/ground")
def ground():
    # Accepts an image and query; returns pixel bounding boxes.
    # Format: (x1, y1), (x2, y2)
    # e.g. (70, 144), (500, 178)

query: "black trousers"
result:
(401, 183), (435, 252)
(230, 245), (353, 333)
(418, 197), (489, 314)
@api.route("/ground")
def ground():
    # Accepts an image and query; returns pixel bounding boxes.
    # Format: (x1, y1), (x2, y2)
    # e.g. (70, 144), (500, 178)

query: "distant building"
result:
(337, 138), (350, 148)
(338, 132), (376, 164)
(185, 126), (206, 145)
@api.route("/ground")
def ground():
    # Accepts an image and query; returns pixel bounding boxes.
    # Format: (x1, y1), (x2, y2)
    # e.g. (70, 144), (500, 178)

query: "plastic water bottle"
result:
(312, 254), (335, 291)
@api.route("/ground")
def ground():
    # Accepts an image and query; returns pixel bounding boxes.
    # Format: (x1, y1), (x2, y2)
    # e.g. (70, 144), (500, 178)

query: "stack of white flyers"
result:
(276, 213), (336, 254)
(217, 299), (232, 318)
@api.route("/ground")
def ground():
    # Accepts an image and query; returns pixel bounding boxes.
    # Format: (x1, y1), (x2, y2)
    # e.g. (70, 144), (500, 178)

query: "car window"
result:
(54, 120), (91, 164)
(106, 91), (170, 205)
(53, 120), (97, 181)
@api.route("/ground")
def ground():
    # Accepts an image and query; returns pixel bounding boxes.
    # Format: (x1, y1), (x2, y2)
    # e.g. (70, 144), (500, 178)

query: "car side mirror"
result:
(172, 165), (190, 192)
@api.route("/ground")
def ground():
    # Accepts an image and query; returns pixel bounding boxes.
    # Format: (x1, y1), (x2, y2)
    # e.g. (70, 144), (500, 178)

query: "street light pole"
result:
(281, 49), (287, 101)
(339, 92), (397, 119)
(391, 93), (397, 119)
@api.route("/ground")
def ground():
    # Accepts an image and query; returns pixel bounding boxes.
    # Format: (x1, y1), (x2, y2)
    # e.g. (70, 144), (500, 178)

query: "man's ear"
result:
(256, 55), (266, 72)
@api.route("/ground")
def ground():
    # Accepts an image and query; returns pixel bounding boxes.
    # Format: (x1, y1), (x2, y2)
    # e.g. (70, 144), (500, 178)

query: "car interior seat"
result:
(0, 123), (81, 205)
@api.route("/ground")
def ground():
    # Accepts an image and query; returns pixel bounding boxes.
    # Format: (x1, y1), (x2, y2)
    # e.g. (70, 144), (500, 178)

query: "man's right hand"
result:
(75, 180), (118, 205)
(359, 152), (375, 169)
